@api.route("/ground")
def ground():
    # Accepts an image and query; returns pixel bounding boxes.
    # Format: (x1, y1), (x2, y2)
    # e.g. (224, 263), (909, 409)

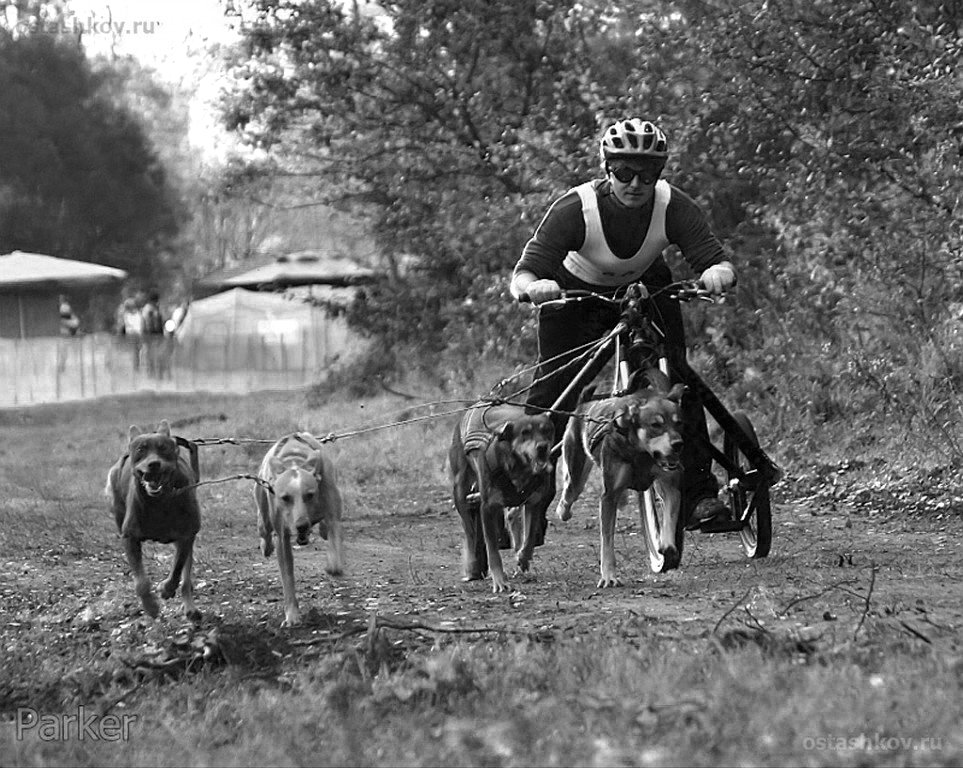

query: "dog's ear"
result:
(495, 422), (515, 442)
(157, 420), (171, 436)
(302, 450), (324, 476)
(644, 368), (672, 394)
(128, 425), (141, 441)
(615, 408), (634, 431)
(269, 456), (287, 476)
(667, 383), (686, 403)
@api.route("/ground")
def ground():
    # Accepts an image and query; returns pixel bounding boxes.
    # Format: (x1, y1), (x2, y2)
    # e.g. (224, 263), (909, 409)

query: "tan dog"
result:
(555, 370), (685, 587)
(449, 403), (555, 593)
(105, 420), (201, 620)
(255, 432), (344, 627)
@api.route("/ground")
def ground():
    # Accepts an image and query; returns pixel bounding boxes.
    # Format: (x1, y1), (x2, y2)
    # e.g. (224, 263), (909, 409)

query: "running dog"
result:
(555, 370), (685, 587)
(105, 420), (201, 620)
(255, 433), (344, 627)
(449, 403), (555, 593)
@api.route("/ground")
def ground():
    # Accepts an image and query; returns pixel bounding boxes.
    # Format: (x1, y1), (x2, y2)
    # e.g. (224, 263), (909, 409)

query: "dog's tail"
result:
(104, 456), (127, 499)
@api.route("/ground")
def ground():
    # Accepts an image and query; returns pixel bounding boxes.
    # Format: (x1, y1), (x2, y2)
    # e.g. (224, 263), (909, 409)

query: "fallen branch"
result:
(741, 606), (771, 634)
(375, 616), (529, 635)
(713, 587), (755, 635)
(96, 677), (147, 718)
(289, 614), (539, 646)
(898, 621), (932, 644)
(777, 578), (861, 617)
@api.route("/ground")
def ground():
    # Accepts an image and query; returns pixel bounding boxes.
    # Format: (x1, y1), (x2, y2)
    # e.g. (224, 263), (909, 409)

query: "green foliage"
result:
(225, 0), (963, 449)
(678, 0), (963, 453)
(224, 0), (667, 358)
(0, 29), (180, 283)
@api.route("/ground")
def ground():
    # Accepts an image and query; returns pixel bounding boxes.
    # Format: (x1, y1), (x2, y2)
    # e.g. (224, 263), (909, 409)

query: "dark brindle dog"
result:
(449, 403), (555, 593)
(105, 420), (201, 620)
(555, 370), (685, 588)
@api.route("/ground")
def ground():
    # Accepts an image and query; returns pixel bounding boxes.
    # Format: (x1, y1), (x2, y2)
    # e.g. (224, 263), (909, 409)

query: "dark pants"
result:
(526, 286), (719, 512)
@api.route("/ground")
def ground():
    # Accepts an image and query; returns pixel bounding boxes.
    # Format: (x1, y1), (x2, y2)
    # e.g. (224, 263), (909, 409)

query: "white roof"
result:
(0, 251), (128, 290)
(219, 251), (376, 288)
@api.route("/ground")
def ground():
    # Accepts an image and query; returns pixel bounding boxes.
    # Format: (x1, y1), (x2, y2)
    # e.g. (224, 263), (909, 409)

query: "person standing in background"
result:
(59, 294), (80, 336)
(117, 296), (144, 372)
(141, 290), (166, 377)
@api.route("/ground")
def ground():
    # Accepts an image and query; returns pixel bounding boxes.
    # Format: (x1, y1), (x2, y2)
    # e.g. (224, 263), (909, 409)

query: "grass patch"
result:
(0, 385), (960, 767)
(4, 635), (958, 767)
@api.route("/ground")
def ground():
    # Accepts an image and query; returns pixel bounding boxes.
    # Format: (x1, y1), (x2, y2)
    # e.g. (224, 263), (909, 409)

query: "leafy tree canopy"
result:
(0, 26), (180, 283)
(225, 0), (963, 435)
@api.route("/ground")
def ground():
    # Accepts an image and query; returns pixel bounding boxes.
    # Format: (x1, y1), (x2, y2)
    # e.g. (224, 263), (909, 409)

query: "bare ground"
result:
(1, 391), (961, 768)
(2, 461), (961, 713)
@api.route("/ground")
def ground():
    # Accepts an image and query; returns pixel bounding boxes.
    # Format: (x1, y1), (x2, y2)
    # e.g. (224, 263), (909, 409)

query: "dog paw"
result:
(490, 579), (512, 594)
(556, 505), (572, 522)
(140, 593), (161, 618)
(159, 581), (178, 600)
(462, 571), (485, 582)
(512, 566), (536, 582)
(596, 576), (623, 589)
(514, 554), (532, 575)
(462, 560), (488, 582)
(260, 538), (274, 558)
(281, 615), (302, 628)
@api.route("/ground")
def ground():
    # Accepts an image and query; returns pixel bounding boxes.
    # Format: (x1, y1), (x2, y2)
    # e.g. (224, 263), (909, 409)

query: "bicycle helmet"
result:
(599, 118), (668, 161)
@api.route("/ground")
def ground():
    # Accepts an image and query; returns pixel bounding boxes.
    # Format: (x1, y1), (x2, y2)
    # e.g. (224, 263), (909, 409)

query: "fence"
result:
(0, 331), (361, 408)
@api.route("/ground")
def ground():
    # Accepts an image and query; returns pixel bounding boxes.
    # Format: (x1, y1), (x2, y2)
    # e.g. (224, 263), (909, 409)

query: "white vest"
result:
(561, 179), (671, 287)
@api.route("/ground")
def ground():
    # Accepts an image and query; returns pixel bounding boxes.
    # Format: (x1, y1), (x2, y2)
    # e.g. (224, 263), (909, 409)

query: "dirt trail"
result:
(200, 475), (962, 657)
(2, 472), (960, 710)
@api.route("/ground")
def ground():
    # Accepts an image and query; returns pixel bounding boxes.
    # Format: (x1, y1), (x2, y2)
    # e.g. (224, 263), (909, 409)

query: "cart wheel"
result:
(724, 412), (772, 558)
(639, 484), (684, 573)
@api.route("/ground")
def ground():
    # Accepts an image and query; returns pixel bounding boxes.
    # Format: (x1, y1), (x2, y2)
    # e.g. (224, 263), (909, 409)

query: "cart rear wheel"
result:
(724, 412), (772, 559)
(640, 484), (684, 573)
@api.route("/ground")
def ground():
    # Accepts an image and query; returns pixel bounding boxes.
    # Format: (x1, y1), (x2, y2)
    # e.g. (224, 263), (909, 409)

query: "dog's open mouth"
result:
(137, 472), (171, 497)
(657, 458), (682, 472)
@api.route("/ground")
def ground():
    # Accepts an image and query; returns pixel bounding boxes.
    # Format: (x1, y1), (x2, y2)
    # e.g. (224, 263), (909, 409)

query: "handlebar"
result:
(517, 280), (718, 306)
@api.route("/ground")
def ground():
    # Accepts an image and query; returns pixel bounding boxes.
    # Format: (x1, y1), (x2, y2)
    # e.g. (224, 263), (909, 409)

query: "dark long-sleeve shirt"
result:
(514, 178), (728, 291)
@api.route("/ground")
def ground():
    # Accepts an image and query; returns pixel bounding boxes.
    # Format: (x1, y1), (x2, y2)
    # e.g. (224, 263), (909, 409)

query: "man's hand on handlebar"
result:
(516, 277), (725, 306)
(520, 278), (563, 305)
(699, 261), (737, 295)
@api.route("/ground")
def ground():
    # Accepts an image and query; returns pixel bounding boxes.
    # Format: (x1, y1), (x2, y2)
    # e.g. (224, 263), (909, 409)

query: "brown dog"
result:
(555, 370), (685, 588)
(449, 403), (555, 593)
(105, 420), (201, 620)
(255, 432), (344, 627)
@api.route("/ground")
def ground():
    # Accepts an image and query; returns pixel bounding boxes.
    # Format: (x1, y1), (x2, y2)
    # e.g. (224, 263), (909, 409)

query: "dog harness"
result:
(460, 407), (547, 507)
(561, 180), (671, 286)
(584, 410), (664, 492)
(460, 407), (498, 455)
(585, 417), (615, 456)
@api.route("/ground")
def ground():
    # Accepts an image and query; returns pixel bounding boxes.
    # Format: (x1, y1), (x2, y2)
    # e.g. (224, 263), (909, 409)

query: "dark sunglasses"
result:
(608, 164), (664, 185)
